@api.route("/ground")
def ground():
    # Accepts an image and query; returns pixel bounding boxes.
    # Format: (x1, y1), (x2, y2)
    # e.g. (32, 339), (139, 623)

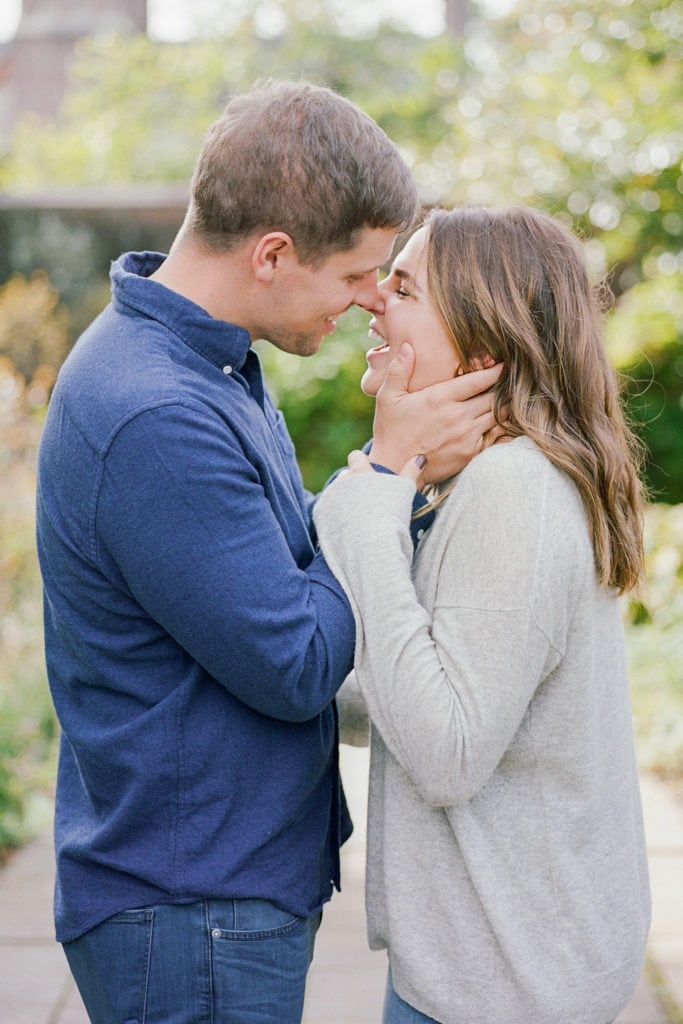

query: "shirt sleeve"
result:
(94, 401), (355, 723)
(312, 453), (565, 806)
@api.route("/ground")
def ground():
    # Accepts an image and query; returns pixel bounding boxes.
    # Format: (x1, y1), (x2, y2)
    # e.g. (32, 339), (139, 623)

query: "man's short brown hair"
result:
(188, 79), (418, 265)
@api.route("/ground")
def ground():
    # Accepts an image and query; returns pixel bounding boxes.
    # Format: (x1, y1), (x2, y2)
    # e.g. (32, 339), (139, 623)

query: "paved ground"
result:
(1, 747), (681, 1024)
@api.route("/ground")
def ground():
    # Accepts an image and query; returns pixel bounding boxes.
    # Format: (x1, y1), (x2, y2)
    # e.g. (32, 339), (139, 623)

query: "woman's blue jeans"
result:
(63, 897), (321, 1024)
(381, 968), (617, 1024)
(382, 969), (440, 1024)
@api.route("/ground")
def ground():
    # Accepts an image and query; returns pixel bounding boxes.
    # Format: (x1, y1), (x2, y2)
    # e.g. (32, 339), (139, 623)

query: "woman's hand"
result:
(345, 450), (374, 475)
(345, 449), (428, 488)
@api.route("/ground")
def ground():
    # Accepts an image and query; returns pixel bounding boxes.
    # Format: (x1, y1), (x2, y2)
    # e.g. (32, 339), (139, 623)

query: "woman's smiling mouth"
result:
(368, 320), (389, 350)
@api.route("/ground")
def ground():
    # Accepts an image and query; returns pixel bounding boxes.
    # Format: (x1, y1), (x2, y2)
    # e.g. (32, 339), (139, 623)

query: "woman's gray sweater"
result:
(313, 437), (650, 1024)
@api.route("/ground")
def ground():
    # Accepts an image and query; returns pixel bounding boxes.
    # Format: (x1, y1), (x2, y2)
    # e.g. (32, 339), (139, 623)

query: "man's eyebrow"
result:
(346, 265), (382, 279)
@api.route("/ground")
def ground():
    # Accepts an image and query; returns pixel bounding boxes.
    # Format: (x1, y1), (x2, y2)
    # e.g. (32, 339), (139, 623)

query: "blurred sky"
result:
(0, 0), (515, 44)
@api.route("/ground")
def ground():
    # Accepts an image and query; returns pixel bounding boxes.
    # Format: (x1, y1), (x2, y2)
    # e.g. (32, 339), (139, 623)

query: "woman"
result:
(313, 206), (650, 1024)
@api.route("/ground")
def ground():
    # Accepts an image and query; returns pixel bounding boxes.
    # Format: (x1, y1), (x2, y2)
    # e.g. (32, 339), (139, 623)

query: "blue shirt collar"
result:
(111, 251), (252, 373)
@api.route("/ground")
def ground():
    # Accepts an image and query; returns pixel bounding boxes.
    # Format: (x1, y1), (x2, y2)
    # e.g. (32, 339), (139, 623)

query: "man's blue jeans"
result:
(63, 898), (321, 1024)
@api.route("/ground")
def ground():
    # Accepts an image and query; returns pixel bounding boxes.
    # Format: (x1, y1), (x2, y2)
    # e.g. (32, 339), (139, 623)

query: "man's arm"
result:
(96, 403), (355, 723)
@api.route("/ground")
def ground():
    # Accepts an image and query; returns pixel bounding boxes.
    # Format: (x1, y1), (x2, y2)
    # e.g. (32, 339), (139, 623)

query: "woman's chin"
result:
(360, 369), (382, 397)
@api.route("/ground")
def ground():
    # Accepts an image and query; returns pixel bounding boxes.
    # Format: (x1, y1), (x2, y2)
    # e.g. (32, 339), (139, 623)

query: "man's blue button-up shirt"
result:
(37, 252), (356, 942)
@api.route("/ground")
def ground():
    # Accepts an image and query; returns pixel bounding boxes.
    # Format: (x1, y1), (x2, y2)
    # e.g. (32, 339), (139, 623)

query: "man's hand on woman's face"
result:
(369, 343), (503, 485)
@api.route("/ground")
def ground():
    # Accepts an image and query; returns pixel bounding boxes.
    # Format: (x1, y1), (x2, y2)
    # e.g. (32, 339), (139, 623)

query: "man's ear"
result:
(252, 232), (295, 283)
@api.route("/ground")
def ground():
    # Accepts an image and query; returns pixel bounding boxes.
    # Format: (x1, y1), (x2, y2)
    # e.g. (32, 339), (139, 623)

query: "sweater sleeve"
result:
(313, 449), (565, 806)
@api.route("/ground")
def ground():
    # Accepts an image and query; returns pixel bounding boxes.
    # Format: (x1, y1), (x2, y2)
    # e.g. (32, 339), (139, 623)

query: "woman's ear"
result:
(454, 351), (498, 377)
(469, 352), (497, 372)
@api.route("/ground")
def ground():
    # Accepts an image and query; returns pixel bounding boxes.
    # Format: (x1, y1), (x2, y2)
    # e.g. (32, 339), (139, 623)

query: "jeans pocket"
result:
(207, 900), (321, 1024)
(64, 908), (153, 1024)
(208, 897), (306, 940)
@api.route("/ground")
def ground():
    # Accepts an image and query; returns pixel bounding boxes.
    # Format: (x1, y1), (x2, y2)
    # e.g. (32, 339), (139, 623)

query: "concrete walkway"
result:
(1, 748), (681, 1024)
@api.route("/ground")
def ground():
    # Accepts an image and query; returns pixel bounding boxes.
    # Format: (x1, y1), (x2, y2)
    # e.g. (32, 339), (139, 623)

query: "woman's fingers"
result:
(346, 450), (373, 474)
(398, 453), (427, 485)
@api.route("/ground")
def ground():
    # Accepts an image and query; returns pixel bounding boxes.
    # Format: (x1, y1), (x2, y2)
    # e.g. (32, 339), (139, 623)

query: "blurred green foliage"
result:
(1, 0), (681, 497)
(0, 273), (70, 382)
(606, 275), (683, 502)
(0, 356), (56, 856)
(4, 0), (682, 279)
(625, 503), (683, 777)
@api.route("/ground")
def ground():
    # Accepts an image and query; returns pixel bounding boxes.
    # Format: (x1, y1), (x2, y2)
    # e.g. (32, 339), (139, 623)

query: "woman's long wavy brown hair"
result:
(424, 205), (645, 594)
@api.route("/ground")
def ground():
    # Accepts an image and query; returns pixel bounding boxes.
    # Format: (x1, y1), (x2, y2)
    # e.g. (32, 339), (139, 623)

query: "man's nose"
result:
(355, 279), (385, 314)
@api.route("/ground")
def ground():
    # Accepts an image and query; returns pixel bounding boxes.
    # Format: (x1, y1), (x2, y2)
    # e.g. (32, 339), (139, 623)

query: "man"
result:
(36, 79), (500, 1024)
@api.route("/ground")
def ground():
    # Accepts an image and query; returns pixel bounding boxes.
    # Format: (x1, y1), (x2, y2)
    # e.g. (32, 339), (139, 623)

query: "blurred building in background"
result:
(0, 0), (147, 145)
(0, 0), (186, 301)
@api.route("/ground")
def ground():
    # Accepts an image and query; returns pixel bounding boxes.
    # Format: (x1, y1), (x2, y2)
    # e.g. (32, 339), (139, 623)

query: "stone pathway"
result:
(1, 748), (681, 1024)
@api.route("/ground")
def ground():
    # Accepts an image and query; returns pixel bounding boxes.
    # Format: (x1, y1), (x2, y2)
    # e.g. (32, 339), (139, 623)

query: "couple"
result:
(36, 79), (649, 1024)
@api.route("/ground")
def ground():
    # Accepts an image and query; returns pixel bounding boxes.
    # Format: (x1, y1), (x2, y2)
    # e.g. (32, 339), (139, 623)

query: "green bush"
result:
(0, 273), (70, 383)
(0, 269), (67, 854)
(606, 275), (683, 505)
(0, 357), (57, 857)
(625, 503), (683, 777)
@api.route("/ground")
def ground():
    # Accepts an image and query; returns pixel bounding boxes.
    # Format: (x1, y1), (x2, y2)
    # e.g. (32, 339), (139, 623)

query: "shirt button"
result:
(211, 929), (221, 939)
(416, 529), (425, 540)
(222, 365), (233, 375)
